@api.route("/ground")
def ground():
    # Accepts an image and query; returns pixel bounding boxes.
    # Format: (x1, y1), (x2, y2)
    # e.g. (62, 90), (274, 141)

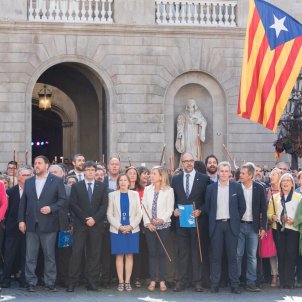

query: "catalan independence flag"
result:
(238, 0), (302, 132)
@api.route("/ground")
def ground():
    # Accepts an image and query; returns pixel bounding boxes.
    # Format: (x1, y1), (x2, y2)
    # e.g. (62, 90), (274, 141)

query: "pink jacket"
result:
(0, 181), (8, 221)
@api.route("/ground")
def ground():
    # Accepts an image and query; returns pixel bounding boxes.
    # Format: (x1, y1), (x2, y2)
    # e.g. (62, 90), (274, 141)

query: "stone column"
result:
(237, 0), (249, 29)
(0, 0), (27, 21)
(114, 0), (155, 25)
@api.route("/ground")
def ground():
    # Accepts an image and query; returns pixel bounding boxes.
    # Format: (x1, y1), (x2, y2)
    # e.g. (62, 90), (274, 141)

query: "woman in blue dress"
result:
(107, 173), (142, 292)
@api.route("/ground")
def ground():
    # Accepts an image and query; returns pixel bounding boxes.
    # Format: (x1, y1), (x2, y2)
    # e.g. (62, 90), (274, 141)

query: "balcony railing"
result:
(28, 0), (113, 23)
(155, 1), (237, 27)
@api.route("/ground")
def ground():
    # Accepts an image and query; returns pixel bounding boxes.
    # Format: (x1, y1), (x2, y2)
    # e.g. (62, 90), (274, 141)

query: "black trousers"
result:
(3, 234), (26, 283)
(132, 231), (149, 281)
(175, 226), (202, 285)
(273, 228), (299, 287)
(68, 227), (103, 286)
(145, 227), (170, 281)
(210, 221), (239, 288)
(200, 215), (210, 286)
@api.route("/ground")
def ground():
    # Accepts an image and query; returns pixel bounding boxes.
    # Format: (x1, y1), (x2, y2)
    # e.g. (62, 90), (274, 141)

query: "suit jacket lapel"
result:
(178, 173), (187, 199)
(39, 174), (53, 200)
(115, 191), (121, 216)
(30, 176), (39, 200)
(213, 182), (218, 214)
(190, 173), (199, 197)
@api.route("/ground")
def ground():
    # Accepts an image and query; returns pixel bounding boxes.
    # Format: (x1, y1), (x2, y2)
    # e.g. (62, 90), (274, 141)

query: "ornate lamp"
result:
(274, 71), (302, 169)
(38, 85), (52, 110)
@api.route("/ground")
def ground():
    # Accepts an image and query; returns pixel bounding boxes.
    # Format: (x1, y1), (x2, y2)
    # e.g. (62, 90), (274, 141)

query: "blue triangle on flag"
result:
(255, 0), (302, 50)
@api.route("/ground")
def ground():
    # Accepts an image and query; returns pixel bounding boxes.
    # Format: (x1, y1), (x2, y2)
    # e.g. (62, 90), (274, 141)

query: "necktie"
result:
(87, 183), (93, 202)
(185, 174), (190, 198)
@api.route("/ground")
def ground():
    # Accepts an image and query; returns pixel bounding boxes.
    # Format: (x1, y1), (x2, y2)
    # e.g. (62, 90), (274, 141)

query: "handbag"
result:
(259, 190), (278, 258)
(258, 228), (277, 258)
(58, 225), (73, 248)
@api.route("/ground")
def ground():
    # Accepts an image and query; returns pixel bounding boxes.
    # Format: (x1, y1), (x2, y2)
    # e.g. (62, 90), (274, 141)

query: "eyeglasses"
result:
(20, 174), (31, 177)
(182, 160), (194, 164)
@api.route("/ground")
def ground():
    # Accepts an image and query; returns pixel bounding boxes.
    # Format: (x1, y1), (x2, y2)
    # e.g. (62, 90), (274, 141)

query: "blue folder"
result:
(178, 204), (196, 228)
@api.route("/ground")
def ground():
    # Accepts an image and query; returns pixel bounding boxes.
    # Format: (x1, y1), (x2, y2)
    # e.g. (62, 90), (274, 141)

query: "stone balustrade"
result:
(28, 0), (113, 23)
(155, 0), (237, 27)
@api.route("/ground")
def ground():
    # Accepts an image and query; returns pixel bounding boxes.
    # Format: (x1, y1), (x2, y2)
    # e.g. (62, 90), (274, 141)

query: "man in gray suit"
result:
(18, 155), (67, 292)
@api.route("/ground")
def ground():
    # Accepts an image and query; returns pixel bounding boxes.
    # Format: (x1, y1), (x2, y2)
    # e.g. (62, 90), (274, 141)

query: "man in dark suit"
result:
(67, 154), (85, 181)
(205, 161), (246, 294)
(2, 165), (33, 288)
(18, 155), (67, 292)
(172, 152), (210, 292)
(101, 157), (119, 288)
(49, 164), (72, 288)
(67, 161), (108, 292)
(237, 162), (267, 292)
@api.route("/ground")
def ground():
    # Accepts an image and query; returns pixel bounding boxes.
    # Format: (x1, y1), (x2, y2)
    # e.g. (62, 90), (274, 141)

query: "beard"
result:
(207, 166), (217, 174)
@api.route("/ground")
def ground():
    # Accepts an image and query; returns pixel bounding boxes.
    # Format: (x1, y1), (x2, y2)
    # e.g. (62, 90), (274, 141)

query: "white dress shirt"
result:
(85, 179), (95, 193)
(241, 183), (253, 222)
(216, 181), (230, 220)
(35, 173), (49, 199)
(183, 169), (196, 196)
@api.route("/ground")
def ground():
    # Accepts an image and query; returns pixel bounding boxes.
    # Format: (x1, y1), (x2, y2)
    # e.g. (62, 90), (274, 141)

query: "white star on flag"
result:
(270, 14), (288, 38)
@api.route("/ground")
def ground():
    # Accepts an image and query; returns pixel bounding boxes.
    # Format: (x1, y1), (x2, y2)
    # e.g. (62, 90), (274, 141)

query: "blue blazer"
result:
(18, 174), (67, 233)
(205, 181), (246, 237)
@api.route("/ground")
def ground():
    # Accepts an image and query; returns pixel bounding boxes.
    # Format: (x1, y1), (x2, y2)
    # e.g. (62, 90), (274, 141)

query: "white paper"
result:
(285, 199), (298, 219)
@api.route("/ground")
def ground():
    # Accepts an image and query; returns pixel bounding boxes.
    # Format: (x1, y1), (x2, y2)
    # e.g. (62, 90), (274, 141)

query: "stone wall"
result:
(0, 0), (301, 170)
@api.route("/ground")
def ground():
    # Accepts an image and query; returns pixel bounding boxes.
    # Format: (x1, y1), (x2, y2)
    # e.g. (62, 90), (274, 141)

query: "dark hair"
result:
(72, 153), (85, 162)
(84, 161), (97, 170)
(116, 173), (131, 190)
(137, 166), (150, 176)
(34, 155), (49, 164)
(194, 161), (207, 174)
(205, 154), (218, 166)
(7, 161), (18, 167)
(125, 166), (142, 189)
(65, 175), (78, 184)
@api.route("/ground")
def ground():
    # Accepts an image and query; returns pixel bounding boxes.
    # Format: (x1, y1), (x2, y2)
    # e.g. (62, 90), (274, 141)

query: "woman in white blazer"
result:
(107, 173), (142, 292)
(142, 166), (174, 292)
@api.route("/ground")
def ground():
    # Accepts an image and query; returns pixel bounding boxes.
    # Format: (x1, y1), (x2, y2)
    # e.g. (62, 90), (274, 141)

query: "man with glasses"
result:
(67, 161), (108, 292)
(3, 166), (33, 288)
(172, 152), (210, 292)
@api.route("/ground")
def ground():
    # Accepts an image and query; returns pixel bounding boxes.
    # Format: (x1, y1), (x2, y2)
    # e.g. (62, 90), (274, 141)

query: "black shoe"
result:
(86, 283), (101, 291)
(27, 285), (36, 292)
(66, 285), (74, 292)
(211, 287), (219, 293)
(246, 285), (261, 292)
(2, 280), (10, 288)
(45, 285), (57, 292)
(231, 287), (241, 294)
(173, 282), (185, 292)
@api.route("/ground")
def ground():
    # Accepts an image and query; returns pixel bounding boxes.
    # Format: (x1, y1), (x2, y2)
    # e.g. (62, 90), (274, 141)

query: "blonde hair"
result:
(279, 173), (295, 190)
(151, 166), (170, 191)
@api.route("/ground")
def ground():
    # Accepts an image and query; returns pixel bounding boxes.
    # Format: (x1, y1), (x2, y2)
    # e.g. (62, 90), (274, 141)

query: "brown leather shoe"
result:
(160, 281), (167, 292)
(148, 281), (156, 292)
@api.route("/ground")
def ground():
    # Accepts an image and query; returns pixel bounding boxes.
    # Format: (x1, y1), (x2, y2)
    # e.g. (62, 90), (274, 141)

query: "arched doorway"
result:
(32, 105), (63, 161)
(31, 62), (107, 163)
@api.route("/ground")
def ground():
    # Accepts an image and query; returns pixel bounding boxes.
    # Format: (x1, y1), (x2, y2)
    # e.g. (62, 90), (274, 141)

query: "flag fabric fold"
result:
(238, 0), (302, 132)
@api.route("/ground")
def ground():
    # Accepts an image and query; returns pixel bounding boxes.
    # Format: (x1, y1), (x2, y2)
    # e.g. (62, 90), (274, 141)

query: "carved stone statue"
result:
(175, 99), (207, 160)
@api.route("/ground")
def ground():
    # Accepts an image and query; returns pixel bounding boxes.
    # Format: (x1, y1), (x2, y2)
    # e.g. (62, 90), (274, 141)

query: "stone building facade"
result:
(0, 0), (301, 170)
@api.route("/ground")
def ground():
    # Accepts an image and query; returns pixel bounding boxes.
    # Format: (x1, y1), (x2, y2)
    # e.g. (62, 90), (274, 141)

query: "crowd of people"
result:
(0, 153), (301, 295)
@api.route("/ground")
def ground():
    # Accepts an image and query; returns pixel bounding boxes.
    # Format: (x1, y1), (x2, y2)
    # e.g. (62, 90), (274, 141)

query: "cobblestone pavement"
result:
(0, 283), (301, 302)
